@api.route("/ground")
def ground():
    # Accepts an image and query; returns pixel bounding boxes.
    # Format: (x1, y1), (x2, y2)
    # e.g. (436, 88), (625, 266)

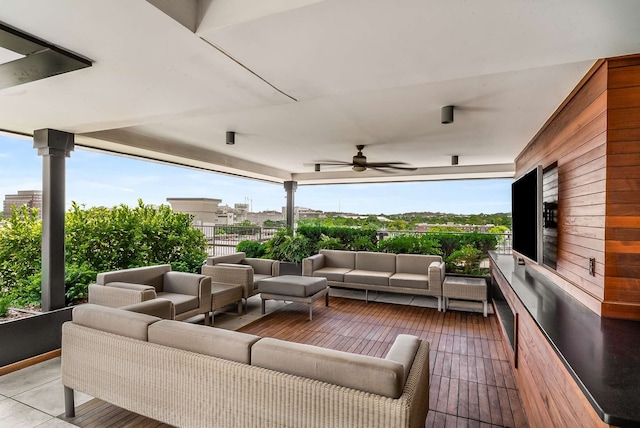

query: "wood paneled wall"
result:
(515, 54), (640, 320)
(492, 262), (610, 428)
(516, 61), (608, 315)
(603, 56), (640, 319)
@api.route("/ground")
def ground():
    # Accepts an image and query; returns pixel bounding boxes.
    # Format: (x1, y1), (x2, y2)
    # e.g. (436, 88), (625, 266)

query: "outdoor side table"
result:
(209, 282), (243, 326)
(443, 276), (488, 317)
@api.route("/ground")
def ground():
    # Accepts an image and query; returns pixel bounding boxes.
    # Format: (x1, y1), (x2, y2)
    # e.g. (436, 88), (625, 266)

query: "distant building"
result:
(283, 206), (324, 220)
(248, 210), (283, 225)
(166, 198), (222, 225)
(3, 190), (42, 219)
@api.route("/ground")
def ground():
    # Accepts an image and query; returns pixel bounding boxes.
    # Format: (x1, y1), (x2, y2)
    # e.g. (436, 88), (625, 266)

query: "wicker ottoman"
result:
(258, 276), (329, 320)
(208, 282), (243, 326)
(443, 276), (488, 317)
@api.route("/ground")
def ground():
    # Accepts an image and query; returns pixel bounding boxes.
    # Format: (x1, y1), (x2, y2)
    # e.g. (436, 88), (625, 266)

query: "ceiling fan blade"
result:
(368, 166), (395, 173)
(313, 160), (353, 165)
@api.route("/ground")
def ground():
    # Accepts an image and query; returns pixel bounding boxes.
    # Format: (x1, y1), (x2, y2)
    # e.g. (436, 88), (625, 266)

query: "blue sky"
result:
(1, 133), (511, 215)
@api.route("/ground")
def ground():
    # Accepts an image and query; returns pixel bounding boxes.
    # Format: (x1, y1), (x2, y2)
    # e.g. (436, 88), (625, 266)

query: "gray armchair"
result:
(88, 264), (212, 324)
(201, 252), (279, 312)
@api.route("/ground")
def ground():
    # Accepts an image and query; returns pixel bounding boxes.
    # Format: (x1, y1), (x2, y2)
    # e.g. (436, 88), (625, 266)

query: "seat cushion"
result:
(389, 273), (429, 289)
(148, 321), (261, 364)
(259, 276), (327, 297)
(312, 266), (352, 282)
(344, 270), (393, 286)
(72, 304), (160, 341)
(156, 292), (199, 314)
(253, 273), (272, 290)
(252, 338), (405, 398)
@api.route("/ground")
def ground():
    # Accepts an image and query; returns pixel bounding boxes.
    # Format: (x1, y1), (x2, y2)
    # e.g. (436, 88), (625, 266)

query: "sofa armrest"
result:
(428, 261), (445, 293)
(244, 258), (279, 276)
(88, 283), (157, 308)
(121, 298), (175, 319)
(202, 263), (253, 298)
(302, 254), (325, 276)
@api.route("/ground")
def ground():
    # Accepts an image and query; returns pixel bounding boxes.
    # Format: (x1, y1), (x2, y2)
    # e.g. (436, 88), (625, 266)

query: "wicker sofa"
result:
(201, 252), (279, 311)
(303, 250), (445, 310)
(62, 304), (430, 428)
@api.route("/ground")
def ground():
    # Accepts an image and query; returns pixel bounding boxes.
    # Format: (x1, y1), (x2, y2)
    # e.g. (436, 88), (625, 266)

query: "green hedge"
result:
(0, 200), (208, 308)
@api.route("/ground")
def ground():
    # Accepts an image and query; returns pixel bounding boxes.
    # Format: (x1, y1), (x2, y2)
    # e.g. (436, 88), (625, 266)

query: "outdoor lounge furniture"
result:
(303, 250), (445, 310)
(62, 304), (430, 428)
(88, 264), (212, 324)
(443, 276), (488, 317)
(210, 281), (243, 325)
(201, 252), (280, 311)
(258, 275), (329, 320)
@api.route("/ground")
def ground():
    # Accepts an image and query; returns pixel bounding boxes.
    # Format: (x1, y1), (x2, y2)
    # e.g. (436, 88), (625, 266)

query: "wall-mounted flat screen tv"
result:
(511, 166), (542, 263)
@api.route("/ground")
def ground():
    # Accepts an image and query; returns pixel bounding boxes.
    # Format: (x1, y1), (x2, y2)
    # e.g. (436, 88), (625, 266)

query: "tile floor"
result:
(0, 289), (486, 427)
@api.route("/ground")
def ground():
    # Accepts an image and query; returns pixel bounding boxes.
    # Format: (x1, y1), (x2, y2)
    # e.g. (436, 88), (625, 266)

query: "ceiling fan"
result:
(314, 145), (417, 173)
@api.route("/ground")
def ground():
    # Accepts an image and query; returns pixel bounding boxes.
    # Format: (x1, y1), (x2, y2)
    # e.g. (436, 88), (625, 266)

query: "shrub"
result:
(447, 245), (483, 275)
(377, 234), (441, 255)
(316, 234), (344, 251)
(263, 229), (314, 263)
(297, 225), (377, 252)
(0, 295), (11, 317)
(236, 240), (267, 258)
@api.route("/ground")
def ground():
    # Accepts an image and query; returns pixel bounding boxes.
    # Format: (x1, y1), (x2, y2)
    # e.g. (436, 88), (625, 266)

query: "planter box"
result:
(279, 262), (302, 276)
(0, 306), (73, 367)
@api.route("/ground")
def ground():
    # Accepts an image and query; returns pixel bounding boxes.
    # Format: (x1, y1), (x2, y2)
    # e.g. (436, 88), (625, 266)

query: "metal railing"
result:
(193, 225), (283, 256)
(193, 224), (512, 257)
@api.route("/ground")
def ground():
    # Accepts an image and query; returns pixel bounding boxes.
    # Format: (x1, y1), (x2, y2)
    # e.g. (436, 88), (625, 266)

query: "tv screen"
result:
(512, 166), (542, 262)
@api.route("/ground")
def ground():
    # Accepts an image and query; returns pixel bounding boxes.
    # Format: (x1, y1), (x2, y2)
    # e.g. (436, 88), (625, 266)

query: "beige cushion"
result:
(244, 258), (276, 275)
(344, 270), (393, 286)
(148, 321), (261, 364)
(258, 276), (327, 297)
(385, 335), (421, 383)
(96, 265), (170, 290)
(252, 338), (405, 398)
(320, 249), (356, 269)
(312, 267), (352, 282)
(253, 273), (272, 290)
(389, 273), (429, 289)
(156, 292), (199, 314)
(355, 252), (396, 273)
(396, 254), (441, 275)
(72, 304), (160, 341)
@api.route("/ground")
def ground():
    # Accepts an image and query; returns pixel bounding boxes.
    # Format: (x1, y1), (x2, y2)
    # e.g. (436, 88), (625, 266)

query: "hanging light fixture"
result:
(226, 131), (235, 145)
(451, 155), (459, 165)
(441, 105), (454, 124)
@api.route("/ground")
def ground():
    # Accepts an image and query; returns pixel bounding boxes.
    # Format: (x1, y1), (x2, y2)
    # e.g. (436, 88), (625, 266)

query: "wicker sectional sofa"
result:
(303, 250), (446, 310)
(62, 304), (430, 428)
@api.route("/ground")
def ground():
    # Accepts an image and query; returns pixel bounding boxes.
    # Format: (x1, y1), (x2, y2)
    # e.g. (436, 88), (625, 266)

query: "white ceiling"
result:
(1, 0), (640, 185)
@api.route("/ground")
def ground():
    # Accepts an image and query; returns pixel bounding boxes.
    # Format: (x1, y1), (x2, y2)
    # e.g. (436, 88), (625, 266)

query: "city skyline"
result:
(1, 133), (512, 215)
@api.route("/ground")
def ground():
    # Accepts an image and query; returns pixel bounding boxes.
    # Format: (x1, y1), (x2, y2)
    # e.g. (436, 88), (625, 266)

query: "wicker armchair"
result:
(88, 264), (212, 323)
(201, 252), (279, 312)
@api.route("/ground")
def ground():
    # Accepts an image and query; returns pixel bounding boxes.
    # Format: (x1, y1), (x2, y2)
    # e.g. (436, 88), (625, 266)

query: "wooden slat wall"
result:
(515, 61), (608, 314)
(491, 261), (611, 428)
(603, 56), (640, 319)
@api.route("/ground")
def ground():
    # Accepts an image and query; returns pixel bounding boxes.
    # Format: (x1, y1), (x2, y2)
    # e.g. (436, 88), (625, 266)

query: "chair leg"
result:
(261, 298), (266, 315)
(309, 303), (313, 321)
(237, 300), (243, 315)
(64, 386), (75, 418)
(325, 292), (329, 307)
(483, 300), (488, 317)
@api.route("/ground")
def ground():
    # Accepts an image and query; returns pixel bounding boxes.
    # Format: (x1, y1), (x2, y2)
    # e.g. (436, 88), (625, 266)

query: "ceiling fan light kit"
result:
(441, 105), (454, 124)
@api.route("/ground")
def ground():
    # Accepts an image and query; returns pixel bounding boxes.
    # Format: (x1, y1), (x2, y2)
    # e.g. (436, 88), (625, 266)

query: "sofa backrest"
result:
(206, 252), (246, 266)
(396, 254), (442, 275)
(148, 321), (260, 364)
(251, 337), (406, 398)
(96, 264), (170, 292)
(72, 304), (161, 341)
(355, 252), (396, 273)
(319, 249), (356, 269)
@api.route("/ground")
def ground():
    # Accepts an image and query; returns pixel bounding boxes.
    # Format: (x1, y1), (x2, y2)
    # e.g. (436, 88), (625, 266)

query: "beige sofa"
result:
(62, 304), (430, 428)
(88, 264), (212, 323)
(201, 252), (279, 311)
(303, 250), (445, 310)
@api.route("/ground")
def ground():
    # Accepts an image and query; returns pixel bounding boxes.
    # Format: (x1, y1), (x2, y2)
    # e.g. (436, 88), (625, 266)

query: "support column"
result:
(284, 181), (297, 230)
(34, 129), (74, 311)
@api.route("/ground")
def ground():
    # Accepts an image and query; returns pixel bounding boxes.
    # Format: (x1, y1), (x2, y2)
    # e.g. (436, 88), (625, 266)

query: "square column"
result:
(284, 181), (297, 230)
(33, 129), (74, 311)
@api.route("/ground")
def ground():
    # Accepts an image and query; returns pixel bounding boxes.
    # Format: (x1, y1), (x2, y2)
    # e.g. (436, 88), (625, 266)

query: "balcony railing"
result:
(193, 224), (512, 256)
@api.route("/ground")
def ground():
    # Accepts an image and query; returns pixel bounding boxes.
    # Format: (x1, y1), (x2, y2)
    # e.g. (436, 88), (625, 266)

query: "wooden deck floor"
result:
(60, 297), (528, 427)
